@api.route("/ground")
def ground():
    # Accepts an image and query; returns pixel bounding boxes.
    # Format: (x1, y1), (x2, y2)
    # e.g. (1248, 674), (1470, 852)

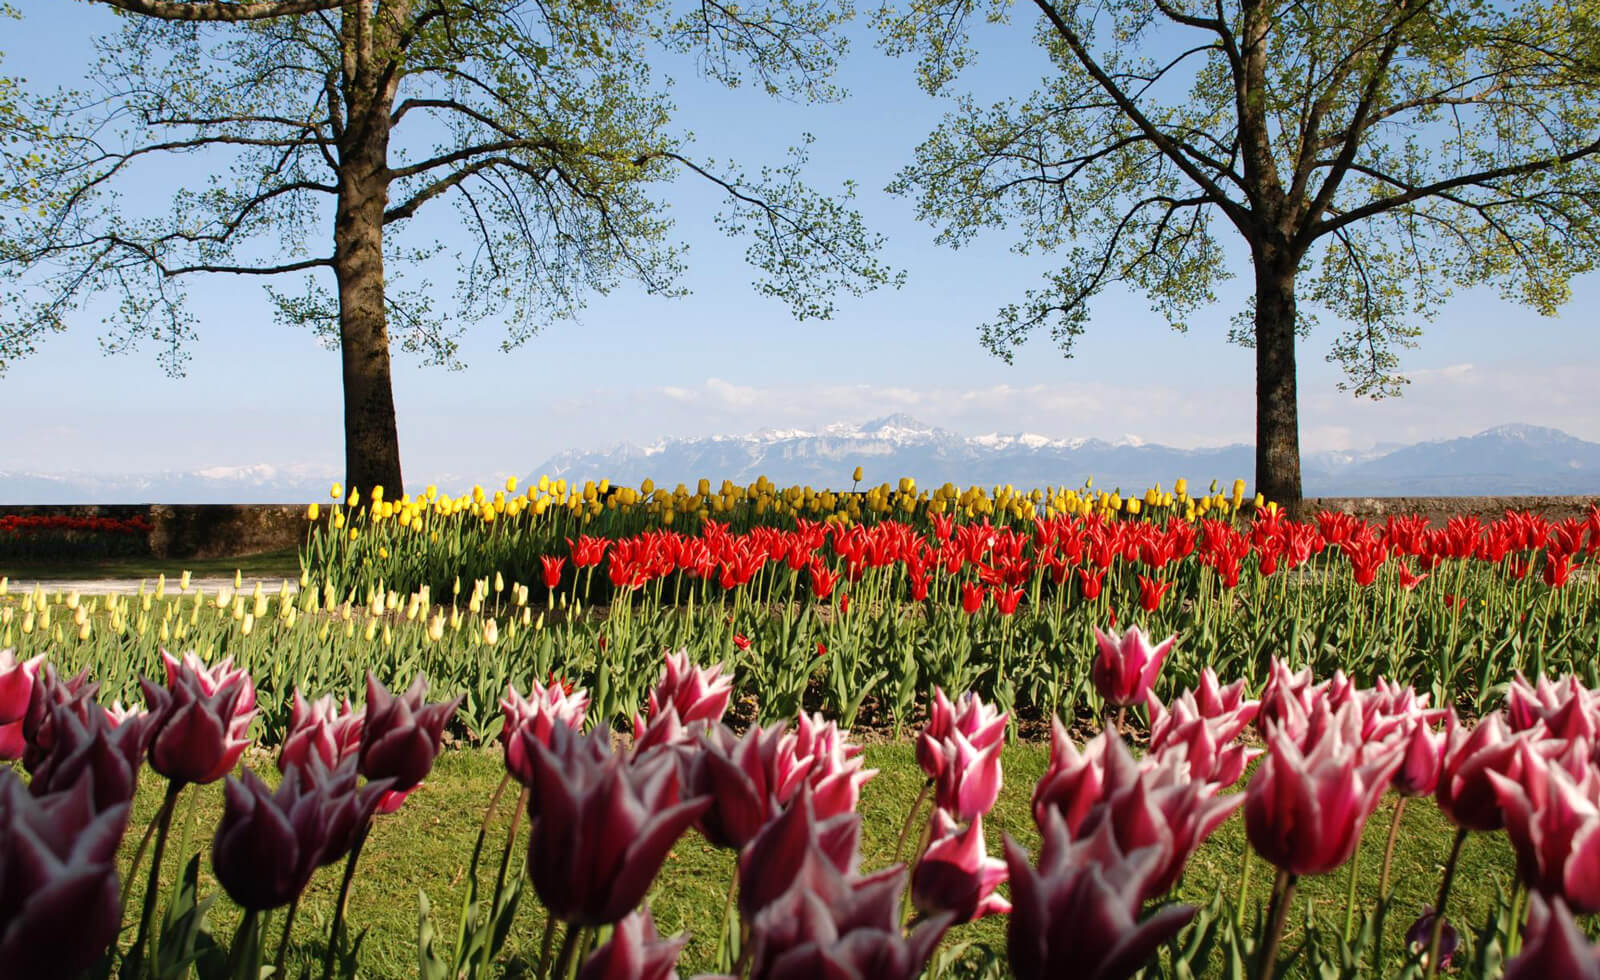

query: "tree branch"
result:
(86, 0), (351, 22)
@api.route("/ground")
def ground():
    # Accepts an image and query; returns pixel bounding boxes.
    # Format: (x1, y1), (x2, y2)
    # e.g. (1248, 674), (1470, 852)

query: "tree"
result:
(878, 0), (1600, 515)
(0, 0), (896, 495)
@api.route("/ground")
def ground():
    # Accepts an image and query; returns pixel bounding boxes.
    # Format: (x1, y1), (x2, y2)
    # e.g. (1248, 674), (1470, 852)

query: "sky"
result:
(2, 0), (1597, 489)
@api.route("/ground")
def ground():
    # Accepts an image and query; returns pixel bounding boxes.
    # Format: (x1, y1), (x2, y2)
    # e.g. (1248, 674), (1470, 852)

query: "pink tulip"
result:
(1390, 716), (1446, 797)
(927, 727), (1004, 822)
(915, 688), (1007, 781)
(1245, 703), (1402, 876)
(738, 785), (865, 920)
(278, 690), (363, 776)
(791, 712), (876, 820)
(1503, 894), (1600, 980)
(689, 722), (814, 850)
(577, 906), (687, 980)
(1005, 812), (1195, 980)
(1147, 693), (1259, 788)
(1505, 673), (1597, 735)
(1189, 667), (1260, 726)
(1032, 717), (1111, 834)
(0, 649), (43, 726)
(20, 665), (101, 772)
(1091, 626), (1176, 708)
(912, 810), (1010, 922)
(141, 651), (256, 786)
(638, 648), (733, 733)
(501, 677), (589, 786)
(1489, 743), (1600, 912)
(1435, 710), (1528, 831)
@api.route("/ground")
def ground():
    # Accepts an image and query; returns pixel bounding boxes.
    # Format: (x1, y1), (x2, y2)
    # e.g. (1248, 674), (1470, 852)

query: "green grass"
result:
(106, 743), (1518, 978)
(0, 547), (302, 583)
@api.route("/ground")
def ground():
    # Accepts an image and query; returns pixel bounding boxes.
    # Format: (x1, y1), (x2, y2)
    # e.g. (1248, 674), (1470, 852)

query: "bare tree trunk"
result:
(1253, 259), (1303, 520)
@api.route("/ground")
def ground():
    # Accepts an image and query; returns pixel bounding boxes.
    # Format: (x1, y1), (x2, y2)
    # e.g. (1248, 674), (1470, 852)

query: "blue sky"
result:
(3, 1), (1597, 487)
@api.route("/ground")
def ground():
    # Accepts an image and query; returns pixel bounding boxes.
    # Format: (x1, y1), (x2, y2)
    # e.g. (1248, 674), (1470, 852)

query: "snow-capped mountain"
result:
(0, 464), (342, 504)
(530, 417), (1600, 497)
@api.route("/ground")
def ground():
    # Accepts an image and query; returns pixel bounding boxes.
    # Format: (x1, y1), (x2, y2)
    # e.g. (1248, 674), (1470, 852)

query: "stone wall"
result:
(0, 495), (1594, 561)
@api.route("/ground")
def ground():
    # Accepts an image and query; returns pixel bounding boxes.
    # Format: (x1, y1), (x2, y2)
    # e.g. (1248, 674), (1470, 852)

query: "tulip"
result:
(577, 906), (688, 980)
(0, 649), (42, 726)
(917, 687), (1005, 769)
(1405, 907), (1458, 971)
(1032, 717), (1111, 834)
(1091, 625), (1176, 709)
(501, 677), (589, 786)
(541, 555), (566, 589)
(278, 690), (364, 776)
(959, 582), (986, 615)
(1503, 894), (1600, 980)
(213, 764), (343, 911)
(1135, 575), (1171, 612)
(637, 649), (733, 737)
(1489, 743), (1600, 912)
(1078, 567), (1105, 600)
(1391, 716), (1445, 798)
(739, 785), (865, 919)
(358, 672), (462, 795)
(1005, 812), (1195, 980)
(927, 727), (1004, 822)
(912, 810), (1010, 922)
(689, 722), (813, 851)
(20, 664), (101, 772)
(141, 651), (256, 786)
(26, 697), (153, 811)
(525, 724), (710, 926)
(790, 711), (876, 820)
(0, 771), (130, 980)
(1245, 705), (1402, 877)
(1435, 710), (1526, 831)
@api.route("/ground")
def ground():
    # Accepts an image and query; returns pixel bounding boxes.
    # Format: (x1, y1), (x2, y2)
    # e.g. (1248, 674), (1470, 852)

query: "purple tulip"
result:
(1405, 906), (1459, 971)
(0, 769), (129, 979)
(912, 809), (1010, 923)
(357, 673), (461, 794)
(142, 651), (256, 785)
(576, 905), (688, 980)
(1091, 626), (1175, 708)
(501, 677), (588, 785)
(212, 764), (333, 911)
(1503, 894), (1600, 980)
(689, 722), (814, 850)
(740, 789), (950, 980)
(1005, 811), (1195, 980)
(20, 665), (101, 772)
(524, 723), (709, 926)
(26, 696), (154, 811)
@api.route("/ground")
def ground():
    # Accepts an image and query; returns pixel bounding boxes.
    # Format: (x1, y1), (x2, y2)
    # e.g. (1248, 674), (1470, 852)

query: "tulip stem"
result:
(1342, 832), (1364, 944)
(717, 860), (741, 973)
(321, 816), (372, 980)
(274, 894), (301, 977)
(551, 923), (583, 980)
(893, 779), (932, 867)
(225, 909), (263, 980)
(1115, 706), (1127, 736)
(1235, 848), (1254, 929)
(1378, 796), (1408, 899)
(1424, 826), (1469, 980)
(128, 779), (183, 980)
(1256, 869), (1297, 980)
(535, 915), (558, 980)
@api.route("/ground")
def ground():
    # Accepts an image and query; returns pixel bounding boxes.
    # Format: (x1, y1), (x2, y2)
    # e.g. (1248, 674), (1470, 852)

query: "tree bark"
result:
(1253, 257), (1303, 520)
(333, 9), (404, 500)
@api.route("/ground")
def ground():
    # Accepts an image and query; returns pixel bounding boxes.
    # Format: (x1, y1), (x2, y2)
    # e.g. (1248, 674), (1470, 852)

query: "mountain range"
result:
(1, 418), (1595, 503)
(529, 416), (1600, 498)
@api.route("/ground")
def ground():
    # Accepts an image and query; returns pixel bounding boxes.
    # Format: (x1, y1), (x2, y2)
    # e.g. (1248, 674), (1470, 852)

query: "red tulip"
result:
(1135, 575), (1171, 612)
(525, 724), (709, 926)
(357, 672), (461, 795)
(142, 651), (257, 786)
(1245, 703), (1402, 876)
(501, 677), (590, 786)
(567, 534), (610, 567)
(807, 561), (838, 599)
(1091, 626), (1176, 708)
(1503, 894), (1600, 980)
(959, 582), (986, 615)
(994, 586), (1024, 616)
(1078, 567), (1105, 599)
(1005, 812), (1195, 980)
(912, 809), (1009, 922)
(541, 555), (566, 589)
(577, 906), (687, 980)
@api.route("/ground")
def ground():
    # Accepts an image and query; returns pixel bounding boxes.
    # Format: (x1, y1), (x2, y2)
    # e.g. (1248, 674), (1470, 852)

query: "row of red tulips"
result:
(522, 508), (1598, 611)
(6, 623), (1600, 979)
(0, 514), (154, 536)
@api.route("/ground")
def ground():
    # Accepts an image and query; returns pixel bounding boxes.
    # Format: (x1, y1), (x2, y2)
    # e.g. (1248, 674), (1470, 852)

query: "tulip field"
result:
(3, 475), (1600, 979)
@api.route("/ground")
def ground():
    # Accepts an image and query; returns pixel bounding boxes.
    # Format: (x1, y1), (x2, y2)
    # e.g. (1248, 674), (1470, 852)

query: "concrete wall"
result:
(0, 496), (1594, 560)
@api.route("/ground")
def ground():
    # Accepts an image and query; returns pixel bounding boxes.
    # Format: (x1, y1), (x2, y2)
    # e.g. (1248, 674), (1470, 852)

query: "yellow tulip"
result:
(307, 502), (320, 521)
(1174, 478), (1187, 497)
(505, 476), (518, 493)
(331, 482), (343, 499)
(852, 466), (863, 482)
